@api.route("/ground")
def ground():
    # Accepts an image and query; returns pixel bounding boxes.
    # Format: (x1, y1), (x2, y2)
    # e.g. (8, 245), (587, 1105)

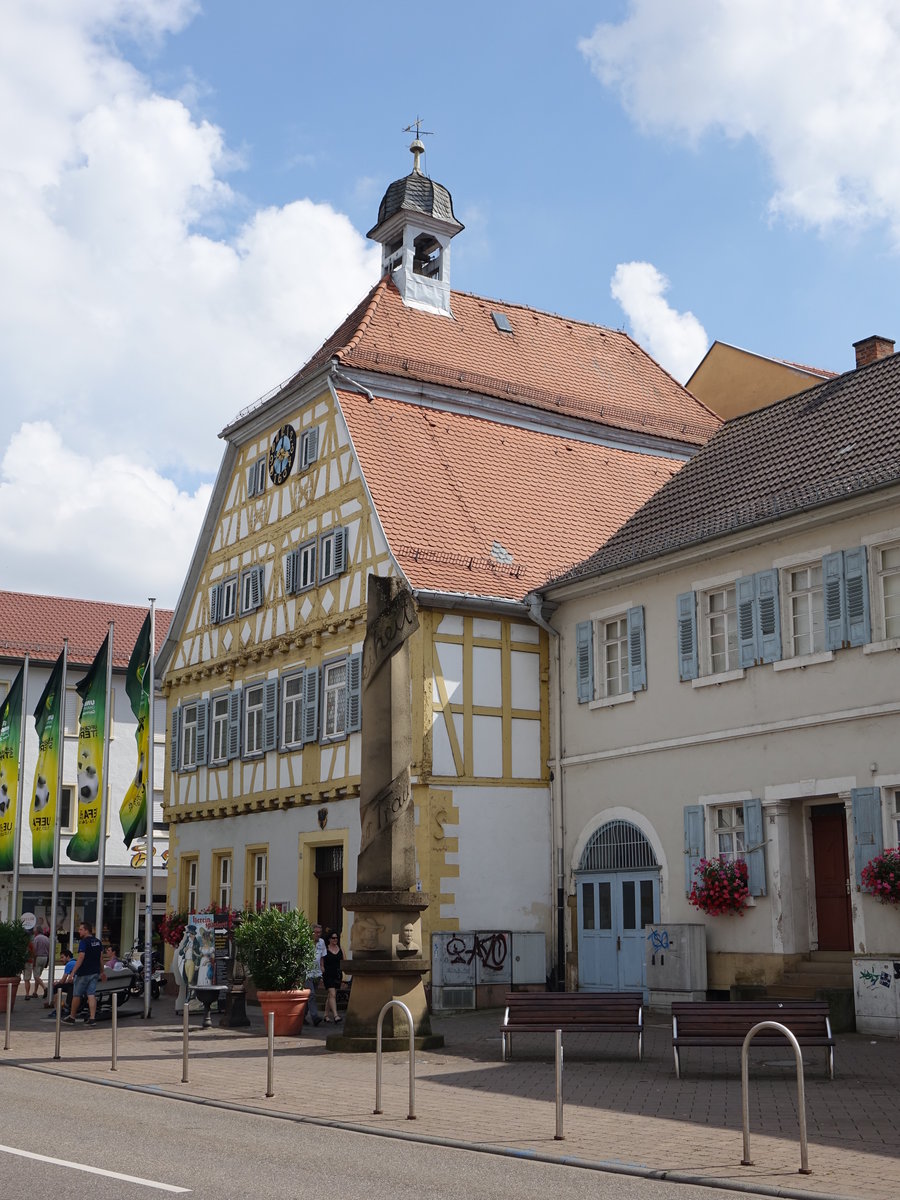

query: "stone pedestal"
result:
(327, 576), (442, 1051)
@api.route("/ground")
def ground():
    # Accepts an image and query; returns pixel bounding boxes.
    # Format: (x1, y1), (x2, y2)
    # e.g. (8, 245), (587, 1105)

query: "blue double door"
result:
(576, 871), (660, 997)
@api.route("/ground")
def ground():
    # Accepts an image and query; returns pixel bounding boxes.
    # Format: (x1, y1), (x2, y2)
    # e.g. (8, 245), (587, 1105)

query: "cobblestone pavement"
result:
(2, 997), (897, 1200)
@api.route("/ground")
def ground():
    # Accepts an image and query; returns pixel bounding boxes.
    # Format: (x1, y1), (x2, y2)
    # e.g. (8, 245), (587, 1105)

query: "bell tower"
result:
(367, 140), (464, 317)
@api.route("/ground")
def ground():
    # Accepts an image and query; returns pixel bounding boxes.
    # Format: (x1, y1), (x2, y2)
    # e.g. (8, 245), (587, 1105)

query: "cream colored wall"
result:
(554, 491), (900, 974)
(688, 344), (823, 419)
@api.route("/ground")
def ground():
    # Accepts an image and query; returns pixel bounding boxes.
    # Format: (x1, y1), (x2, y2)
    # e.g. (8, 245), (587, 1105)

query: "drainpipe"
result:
(331, 364), (377, 402)
(527, 594), (566, 992)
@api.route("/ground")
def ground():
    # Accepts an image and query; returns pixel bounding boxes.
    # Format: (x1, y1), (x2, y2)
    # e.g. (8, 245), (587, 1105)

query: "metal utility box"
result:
(431, 930), (545, 1011)
(853, 957), (900, 1036)
(645, 923), (707, 1009)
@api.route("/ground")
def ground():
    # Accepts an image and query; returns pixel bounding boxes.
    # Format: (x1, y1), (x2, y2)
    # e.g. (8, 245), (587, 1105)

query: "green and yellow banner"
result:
(67, 634), (110, 863)
(120, 612), (151, 847)
(0, 666), (25, 871)
(30, 652), (64, 868)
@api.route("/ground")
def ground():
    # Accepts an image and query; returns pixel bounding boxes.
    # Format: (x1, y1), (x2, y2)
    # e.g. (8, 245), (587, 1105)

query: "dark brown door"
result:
(810, 805), (853, 950)
(315, 845), (344, 935)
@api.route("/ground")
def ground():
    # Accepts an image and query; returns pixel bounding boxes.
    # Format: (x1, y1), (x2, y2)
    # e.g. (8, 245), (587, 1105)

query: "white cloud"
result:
(580, 1), (900, 241)
(610, 262), (708, 383)
(0, 1), (380, 604)
(0, 423), (211, 606)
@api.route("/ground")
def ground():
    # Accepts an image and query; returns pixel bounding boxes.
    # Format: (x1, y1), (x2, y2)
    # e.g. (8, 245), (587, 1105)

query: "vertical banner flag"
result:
(0, 666), (25, 871)
(120, 612), (151, 847)
(30, 651), (65, 868)
(67, 634), (110, 862)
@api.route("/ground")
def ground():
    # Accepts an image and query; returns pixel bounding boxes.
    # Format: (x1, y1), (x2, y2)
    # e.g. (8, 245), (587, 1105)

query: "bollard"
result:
(53, 989), (62, 1061)
(110, 992), (118, 1072)
(4, 982), (11, 1051)
(555, 1029), (564, 1140)
(741, 1021), (811, 1175)
(181, 1001), (190, 1084)
(266, 1010), (275, 1098)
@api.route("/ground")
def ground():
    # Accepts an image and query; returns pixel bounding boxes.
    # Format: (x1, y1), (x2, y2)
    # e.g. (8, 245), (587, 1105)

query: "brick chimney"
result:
(853, 335), (895, 369)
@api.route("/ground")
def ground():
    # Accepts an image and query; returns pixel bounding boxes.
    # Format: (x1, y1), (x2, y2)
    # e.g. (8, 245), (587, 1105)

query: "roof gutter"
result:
(331, 364), (376, 402)
(411, 589), (528, 618)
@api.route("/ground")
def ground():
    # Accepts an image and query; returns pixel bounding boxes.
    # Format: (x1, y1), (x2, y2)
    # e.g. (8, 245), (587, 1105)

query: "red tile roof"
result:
(338, 389), (685, 601)
(0, 592), (172, 670)
(245, 277), (721, 448)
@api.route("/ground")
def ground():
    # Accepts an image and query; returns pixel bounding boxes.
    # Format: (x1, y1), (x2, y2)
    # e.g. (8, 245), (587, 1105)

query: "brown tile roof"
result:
(245, 277), (720, 448)
(338, 389), (685, 601)
(547, 351), (900, 588)
(0, 592), (173, 670)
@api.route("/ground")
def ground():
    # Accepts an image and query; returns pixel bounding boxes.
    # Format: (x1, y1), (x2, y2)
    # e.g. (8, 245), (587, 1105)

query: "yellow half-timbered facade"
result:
(159, 148), (719, 990)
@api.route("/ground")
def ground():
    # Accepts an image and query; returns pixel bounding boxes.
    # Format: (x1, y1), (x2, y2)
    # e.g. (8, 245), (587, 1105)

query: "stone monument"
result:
(327, 575), (443, 1051)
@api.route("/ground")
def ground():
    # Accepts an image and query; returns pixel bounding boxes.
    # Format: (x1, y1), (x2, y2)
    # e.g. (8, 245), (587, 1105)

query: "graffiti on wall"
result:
(432, 930), (512, 986)
(858, 962), (900, 991)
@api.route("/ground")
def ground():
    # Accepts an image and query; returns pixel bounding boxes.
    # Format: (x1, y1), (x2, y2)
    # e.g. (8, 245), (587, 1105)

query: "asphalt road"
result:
(0, 1067), (776, 1200)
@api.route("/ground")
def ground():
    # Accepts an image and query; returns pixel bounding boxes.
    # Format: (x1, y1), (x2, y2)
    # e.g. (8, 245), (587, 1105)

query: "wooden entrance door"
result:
(810, 805), (853, 950)
(315, 844), (344, 935)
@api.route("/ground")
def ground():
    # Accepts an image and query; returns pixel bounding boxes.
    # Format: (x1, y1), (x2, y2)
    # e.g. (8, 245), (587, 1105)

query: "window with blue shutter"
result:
(346, 652), (362, 732)
(823, 547), (871, 650)
(194, 698), (209, 767)
(676, 592), (698, 681)
(683, 805), (704, 894)
(626, 606), (647, 692)
(227, 688), (241, 760)
(262, 678), (279, 751)
(301, 426), (320, 469)
(743, 797), (766, 896)
(170, 706), (180, 773)
(851, 787), (883, 886)
(736, 575), (758, 667)
(284, 550), (297, 596)
(575, 621), (594, 703)
(210, 584), (221, 625)
(302, 667), (320, 744)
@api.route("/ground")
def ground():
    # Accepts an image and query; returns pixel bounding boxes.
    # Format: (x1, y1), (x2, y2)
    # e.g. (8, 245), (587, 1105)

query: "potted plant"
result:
(861, 848), (900, 904)
(233, 907), (316, 1035)
(688, 857), (750, 916)
(0, 919), (33, 1012)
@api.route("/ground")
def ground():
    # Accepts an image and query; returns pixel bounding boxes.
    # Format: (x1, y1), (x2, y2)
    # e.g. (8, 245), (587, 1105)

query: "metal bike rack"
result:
(374, 1000), (416, 1120)
(3, 981), (11, 1050)
(741, 1020), (811, 1175)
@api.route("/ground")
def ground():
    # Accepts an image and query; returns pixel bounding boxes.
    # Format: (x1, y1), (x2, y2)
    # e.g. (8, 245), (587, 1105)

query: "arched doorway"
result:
(575, 819), (660, 995)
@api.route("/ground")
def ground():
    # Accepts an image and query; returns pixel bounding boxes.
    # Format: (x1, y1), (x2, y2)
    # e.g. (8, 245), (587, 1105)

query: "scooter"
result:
(123, 942), (165, 1000)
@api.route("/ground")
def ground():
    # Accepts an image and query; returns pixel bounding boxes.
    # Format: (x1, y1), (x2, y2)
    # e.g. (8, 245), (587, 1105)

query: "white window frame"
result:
(713, 803), (746, 861)
(181, 702), (199, 771)
(296, 541), (316, 591)
(785, 561), (825, 658)
(220, 576), (237, 622)
(322, 659), (348, 741)
(319, 528), (345, 583)
(210, 694), (229, 764)
(185, 858), (198, 913)
(701, 583), (739, 675)
(281, 672), (304, 749)
(873, 540), (900, 643)
(599, 613), (630, 699)
(240, 565), (264, 615)
(249, 850), (268, 910)
(300, 427), (319, 470)
(215, 853), (232, 911)
(244, 682), (265, 757)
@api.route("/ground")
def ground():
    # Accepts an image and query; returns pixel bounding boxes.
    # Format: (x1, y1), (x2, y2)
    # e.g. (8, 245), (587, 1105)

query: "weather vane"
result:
(403, 116), (433, 141)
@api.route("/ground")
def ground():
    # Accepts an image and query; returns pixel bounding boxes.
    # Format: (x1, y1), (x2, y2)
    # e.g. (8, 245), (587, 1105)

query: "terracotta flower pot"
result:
(256, 988), (310, 1036)
(0, 977), (20, 1013)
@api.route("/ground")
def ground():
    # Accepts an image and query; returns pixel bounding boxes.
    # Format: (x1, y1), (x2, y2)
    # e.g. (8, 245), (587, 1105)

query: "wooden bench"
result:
(671, 1000), (835, 1080)
(501, 991), (643, 1062)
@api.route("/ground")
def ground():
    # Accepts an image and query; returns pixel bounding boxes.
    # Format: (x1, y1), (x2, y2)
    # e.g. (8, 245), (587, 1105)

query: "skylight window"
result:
(491, 311), (513, 334)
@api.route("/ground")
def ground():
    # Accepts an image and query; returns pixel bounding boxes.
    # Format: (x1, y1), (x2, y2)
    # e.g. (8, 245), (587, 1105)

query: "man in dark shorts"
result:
(65, 921), (104, 1025)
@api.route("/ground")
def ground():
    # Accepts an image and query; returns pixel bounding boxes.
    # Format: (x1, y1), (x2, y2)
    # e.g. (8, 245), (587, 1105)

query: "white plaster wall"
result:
(445, 785), (552, 935)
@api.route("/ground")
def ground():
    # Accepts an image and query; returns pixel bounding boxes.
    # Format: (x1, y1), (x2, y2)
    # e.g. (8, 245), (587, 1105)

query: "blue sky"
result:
(2, 1), (899, 606)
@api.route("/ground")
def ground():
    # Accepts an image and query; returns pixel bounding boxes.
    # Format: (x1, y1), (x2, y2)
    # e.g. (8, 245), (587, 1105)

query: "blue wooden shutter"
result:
(302, 667), (320, 745)
(575, 621), (594, 703)
(676, 592), (698, 681)
(210, 584), (221, 625)
(843, 547), (871, 647)
(823, 551), (846, 649)
(263, 678), (279, 751)
(170, 706), (180, 773)
(627, 605), (646, 692)
(305, 426), (320, 466)
(333, 527), (347, 575)
(346, 652), (362, 732)
(736, 575), (758, 667)
(756, 569), (782, 664)
(195, 698), (209, 767)
(851, 787), (883, 886)
(684, 805), (704, 894)
(743, 797), (766, 896)
(253, 565), (265, 608)
(284, 550), (296, 596)
(227, 688), (241, 760)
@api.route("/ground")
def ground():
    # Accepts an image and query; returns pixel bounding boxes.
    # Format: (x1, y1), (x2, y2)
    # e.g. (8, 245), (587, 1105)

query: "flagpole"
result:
(95, 623), (114, 936)
(10, 656), (29, 922)
(143, 601), (156, 1018)
(47, 640), (68, 996)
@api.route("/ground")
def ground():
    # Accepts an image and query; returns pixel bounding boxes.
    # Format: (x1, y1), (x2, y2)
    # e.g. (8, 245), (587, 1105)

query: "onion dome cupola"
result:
(367, 139), (464, 318)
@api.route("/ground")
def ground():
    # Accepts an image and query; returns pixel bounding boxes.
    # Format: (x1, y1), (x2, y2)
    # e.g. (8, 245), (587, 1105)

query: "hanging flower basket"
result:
(861, 848), (900, 905)
(688, 857), (750, 916)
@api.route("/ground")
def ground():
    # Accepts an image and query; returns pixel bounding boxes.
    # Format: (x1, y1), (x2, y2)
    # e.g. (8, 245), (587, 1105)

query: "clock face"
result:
(268, 424), (296, 485)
